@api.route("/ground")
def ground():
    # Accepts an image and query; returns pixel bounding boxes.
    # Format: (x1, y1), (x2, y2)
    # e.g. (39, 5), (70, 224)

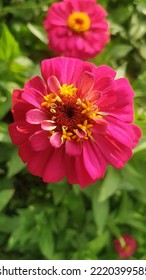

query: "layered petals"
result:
(9, 57), (142, 188)
(43, 0), (110, 60)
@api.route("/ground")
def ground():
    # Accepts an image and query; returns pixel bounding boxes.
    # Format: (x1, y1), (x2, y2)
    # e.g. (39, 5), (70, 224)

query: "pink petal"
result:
(41, 120), (57, 131)
(105, 116), (141, 148)
(93, 65), (116, 83)
(94, 133), (133, 168)
(76, 129), (87, 139)
(29, 130), (49, 151)
(92, 119), (108, 134)
(22, 88), (44, 109)
(27, 145), (53, 177)
(26, 109), (48, 124)
(65, 155), (79, 184)
(18, 140), (34, 163)
(41, 57), (83, 85)
(50, 132), (62, 148)
(12, 100), (34, 122)
(78, 71), (95, 97)
(24, 76), (47, 95)
(75, 156), (96, 188)
(65, 140), (82, 156)
(47, 75), (61, 93)
(83, 140), (107, 180)
(131, 124), (142, 147)
(101, 78), (134, 122)
(8, 121), (38, 145)
(43, 145), (65, 182)
(12, 89), (23, 106)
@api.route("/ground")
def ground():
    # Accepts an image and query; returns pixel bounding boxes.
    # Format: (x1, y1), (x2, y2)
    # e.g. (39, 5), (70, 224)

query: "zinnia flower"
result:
(8, 57), (141, 187)
(43, 0), (110, 60)
(114, 234), (137, 258)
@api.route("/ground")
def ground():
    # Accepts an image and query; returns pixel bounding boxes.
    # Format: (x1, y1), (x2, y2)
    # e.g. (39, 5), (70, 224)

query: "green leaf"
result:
(0, 122), (11, 143)
(0, 24), (20, 61)
(0, 189), (14, 212)
(133, 138), (146, 154)
(7, 148), (25, 177)
(0, 214), (18, 233)
(88, 231), (109, 254)
(133, 71), (146, 96)
(49, 180), (68, 205)
(27, 23), (48, 44)
(98, 167), (121, 202)
(92, 189), (109, 232)
(38, 229), (54, 259)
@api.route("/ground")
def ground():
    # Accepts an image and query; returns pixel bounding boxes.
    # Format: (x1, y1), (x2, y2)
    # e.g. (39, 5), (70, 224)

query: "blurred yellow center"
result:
(67, 12), (90, 33)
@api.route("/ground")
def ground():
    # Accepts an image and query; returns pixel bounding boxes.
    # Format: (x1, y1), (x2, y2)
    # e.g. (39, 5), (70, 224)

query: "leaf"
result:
(133, 138), (146, 154)
(0, 214), (18, 233)
(49, 180), (68, 205)
(0, 24), (20, 61)
(98, 167), (121, 202)
(0, 189), (14, 212)
(7, 148), (25, 177)
(38, 229), (54, 259)
(88, 231), (109, 254)
(0, 122), (11, 143)
(92, 190), (109, 232)
(133, 71), (146, 96)
(27, 23), (48, 44)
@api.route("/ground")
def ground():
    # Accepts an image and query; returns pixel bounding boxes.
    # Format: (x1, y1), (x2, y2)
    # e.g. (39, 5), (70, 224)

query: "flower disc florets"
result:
(41, 83), (101, 145)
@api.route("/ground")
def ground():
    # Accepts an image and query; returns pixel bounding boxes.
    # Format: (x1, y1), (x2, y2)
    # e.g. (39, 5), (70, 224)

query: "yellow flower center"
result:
(41, 83), (102, 144)
(67, 12), (91, 33)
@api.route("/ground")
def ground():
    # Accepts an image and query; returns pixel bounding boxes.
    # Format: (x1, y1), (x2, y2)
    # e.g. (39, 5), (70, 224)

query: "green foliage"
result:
(0, 0), (146, 260)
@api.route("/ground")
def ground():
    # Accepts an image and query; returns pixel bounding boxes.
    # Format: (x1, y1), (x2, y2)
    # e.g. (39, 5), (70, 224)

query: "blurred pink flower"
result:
(9, 57), (141, 187)
(114, 234), (137, 258)
(43, 0), (110, 60)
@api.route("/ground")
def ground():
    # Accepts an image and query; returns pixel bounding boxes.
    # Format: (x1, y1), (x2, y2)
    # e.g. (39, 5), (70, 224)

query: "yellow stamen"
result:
(41, 93), (61, 108)
(77, 120), (93, 140)
(67, 12), (91, 33)
(62, 127), (73, 141)
(60, 84), (77, 97)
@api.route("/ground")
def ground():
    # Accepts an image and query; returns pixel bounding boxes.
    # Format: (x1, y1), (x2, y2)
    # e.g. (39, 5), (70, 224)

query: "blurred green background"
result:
(0, 0), (146, 260)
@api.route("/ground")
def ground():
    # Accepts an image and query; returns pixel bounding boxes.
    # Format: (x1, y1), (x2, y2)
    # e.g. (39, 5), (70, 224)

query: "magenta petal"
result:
(78, 71), (94, 97)
(18, 140), (34, 163)
(131, 124), (142, 148)
(43, 146), (65, 182)
(24, 76), (47, 95)
(47, 75), (61, 93)
(41, 120), (56, 131)
(26, 109), (48, 124)
(8, 121), (36, 145)
(29, 130), (49, 151)
(65, 155), (79, 184)
(22, 88), (44, 109)
(41, 57), (83, 85)
(105, 116), (141, 148)
(95, 134), (133, 168)
(75, 156), (96, 188)
(93, 65), (116, 82)
(27, 146), (53, 177)
(65, 140), (82, 156)
(50, 132), (62, 148)
(76, 129), (87, 138)
(83, 140), (107, 179)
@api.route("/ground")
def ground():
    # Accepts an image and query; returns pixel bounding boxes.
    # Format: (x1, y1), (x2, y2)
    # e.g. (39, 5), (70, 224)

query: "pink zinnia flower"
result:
(43, 0), (110, 60)
(8, 57), (141, 187)
(114, 234), (137, 258)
